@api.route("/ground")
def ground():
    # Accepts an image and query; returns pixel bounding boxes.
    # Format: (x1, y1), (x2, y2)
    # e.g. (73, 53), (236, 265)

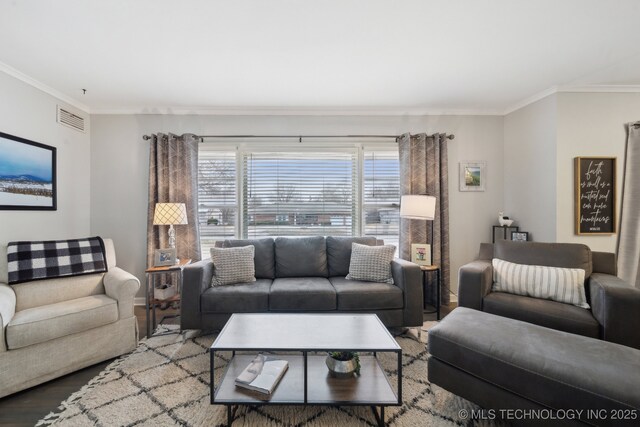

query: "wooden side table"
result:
(145, 258), (191, 337)
(420, 265), (441, 320)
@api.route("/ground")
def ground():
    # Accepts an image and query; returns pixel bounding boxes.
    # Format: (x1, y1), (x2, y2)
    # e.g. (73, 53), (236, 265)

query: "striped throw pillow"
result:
(210, 245), (256, 286)
(492, 258), (589, 309)
(346, 243), (396, 284)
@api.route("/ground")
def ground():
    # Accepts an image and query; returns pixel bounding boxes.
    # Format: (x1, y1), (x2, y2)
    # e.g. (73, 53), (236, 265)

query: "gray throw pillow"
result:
(346, 243), (396, 284)
(210, 245), (256, 286)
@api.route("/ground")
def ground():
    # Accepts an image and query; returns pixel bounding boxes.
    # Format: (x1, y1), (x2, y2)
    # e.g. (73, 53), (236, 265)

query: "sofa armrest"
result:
(104, 267), (140, 320)
(181, 259), (214, 330)
(0, 283), (16, 352)
(391, 259), (423, 327)
(589, 273), (640, 350)
(458, 260), (493, 310)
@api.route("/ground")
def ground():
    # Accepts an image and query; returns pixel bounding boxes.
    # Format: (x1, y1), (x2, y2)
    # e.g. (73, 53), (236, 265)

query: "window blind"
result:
(363, 151), (400, 248)
(198, 151), (237, 254)
(242, 151), (358, 238)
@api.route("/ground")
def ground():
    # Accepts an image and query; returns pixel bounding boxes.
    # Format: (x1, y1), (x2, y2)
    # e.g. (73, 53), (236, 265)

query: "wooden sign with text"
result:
(575, 157), (616, 235)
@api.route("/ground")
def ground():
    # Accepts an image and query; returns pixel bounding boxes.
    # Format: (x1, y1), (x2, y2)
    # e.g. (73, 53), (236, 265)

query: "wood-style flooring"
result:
(0, 304), (452, 427)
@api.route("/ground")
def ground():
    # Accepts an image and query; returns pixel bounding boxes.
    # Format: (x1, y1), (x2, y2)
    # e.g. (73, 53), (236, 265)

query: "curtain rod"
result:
(142, 134), (455, 142)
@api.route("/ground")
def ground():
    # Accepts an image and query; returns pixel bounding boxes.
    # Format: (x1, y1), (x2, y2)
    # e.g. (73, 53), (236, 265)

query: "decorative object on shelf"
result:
(400, 194), (436, 265)
(459, 161), (486, 192)
(574, 157), (616, 235)
(511, 231), (529, 242)
(0, 131), (56, 210)
(154, 248), (177, 267)
(411, 243), (432, 266)
(155, 283), (177, 300)
(153, 202), (188, 249)
(326, 351), (360, 378)
(498, 211), (514, 227)
(235, 354), (289, 395)
(492, 225), (519, 243)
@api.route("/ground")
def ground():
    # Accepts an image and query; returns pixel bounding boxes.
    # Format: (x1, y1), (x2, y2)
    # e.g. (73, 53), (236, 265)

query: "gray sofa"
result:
(181, 236), (423, 331)
(458, 240), (640, 349)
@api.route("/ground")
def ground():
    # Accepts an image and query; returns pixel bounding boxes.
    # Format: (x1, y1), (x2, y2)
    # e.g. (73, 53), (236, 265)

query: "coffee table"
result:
(210, 313), (402, 426)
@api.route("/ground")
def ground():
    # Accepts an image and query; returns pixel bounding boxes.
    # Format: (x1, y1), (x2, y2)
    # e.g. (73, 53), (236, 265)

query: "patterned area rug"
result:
(37, 324), (495, 426)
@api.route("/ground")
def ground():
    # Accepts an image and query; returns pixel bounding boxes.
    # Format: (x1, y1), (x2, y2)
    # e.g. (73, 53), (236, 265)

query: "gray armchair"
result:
(458, 240), (640, 349)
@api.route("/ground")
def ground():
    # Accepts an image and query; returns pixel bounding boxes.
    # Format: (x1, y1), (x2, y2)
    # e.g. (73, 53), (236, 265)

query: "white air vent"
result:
(57, 105), (85, 132)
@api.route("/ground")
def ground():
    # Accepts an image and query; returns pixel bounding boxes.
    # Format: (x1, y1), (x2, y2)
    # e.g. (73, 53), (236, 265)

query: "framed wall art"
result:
(459, 161), (485, 192)
(0, 131), (57, 210)
(574, 157), (616, 235)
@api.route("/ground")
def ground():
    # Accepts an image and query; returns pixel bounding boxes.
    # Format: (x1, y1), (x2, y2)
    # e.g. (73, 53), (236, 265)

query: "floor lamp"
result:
(400, 195), (436, 264)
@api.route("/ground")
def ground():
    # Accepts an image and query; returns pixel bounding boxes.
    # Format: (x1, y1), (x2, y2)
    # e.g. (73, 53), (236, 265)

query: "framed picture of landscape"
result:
(0, 132), (56, 210)
(459, 161), (485, 192)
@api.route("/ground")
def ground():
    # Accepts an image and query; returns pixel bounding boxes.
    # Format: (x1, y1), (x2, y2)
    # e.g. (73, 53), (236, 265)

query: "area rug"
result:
(37, 325), (497, 427)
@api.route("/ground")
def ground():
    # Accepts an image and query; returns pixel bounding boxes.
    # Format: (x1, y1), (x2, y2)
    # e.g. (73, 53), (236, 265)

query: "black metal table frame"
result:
(210, 347), (402, 427)
(144, 268), (183, 337)
(422, 267), (441, 320)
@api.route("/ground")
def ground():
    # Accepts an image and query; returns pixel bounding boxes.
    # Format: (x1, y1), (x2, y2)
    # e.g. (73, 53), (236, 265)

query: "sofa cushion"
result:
(210, 245), (256, 286)
(6, 295), (118, 350)
(346, 243), (395, 284)
(269, 277), (335, 311)
(326, 236), (377, 277)
(274, 237), (328, 278)
(483, 292), (599, 338)
(492, 258), (589, 308)
(12, 274), (106, 312)
(201, 279), (272, 313)
(429, 307), (640, 411)
(220, 238), (275, 279)
(494, 240), (592, 278)
(330, 277), (403, 310)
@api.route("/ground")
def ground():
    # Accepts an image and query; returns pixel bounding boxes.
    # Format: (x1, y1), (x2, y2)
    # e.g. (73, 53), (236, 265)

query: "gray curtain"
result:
(617, 122), (640, 289)
(399, 133), (450, 305)
(147, 133), (201, 267)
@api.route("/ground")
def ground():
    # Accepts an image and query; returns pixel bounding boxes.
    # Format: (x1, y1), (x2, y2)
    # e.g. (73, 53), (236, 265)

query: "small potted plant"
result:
(325, 351), (360, 378)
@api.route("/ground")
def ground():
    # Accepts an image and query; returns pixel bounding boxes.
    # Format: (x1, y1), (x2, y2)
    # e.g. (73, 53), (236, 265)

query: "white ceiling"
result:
(1, 0), (640, 114)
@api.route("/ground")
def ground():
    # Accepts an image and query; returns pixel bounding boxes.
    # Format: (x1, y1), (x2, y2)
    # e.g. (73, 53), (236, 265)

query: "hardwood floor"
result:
(0, 304), (449, 426)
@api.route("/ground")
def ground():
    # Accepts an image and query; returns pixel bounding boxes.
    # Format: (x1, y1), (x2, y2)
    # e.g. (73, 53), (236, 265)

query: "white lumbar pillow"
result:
(492, 258), (589, 309)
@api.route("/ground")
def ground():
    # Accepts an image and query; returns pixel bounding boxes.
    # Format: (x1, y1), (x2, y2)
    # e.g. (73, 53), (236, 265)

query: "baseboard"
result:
(134, 297), (146, 306)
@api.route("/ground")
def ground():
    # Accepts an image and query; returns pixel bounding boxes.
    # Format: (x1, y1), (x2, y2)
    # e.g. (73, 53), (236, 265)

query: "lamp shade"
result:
(153, 203), (188, 225)
(400, 195), (436, 220)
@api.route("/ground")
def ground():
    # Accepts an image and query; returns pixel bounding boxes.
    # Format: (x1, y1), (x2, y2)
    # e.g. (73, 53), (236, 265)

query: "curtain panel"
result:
(147, 133), (201, 267)
(399, 133), (450, 305)
(618, 122), (640, 289)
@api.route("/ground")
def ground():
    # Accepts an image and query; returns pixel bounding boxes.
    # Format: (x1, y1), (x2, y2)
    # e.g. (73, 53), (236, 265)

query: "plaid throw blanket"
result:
(7, 236), (108, 284)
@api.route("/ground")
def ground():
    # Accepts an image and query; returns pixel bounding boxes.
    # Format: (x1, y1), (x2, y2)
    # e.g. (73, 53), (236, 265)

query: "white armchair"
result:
(0, 238), (139, 398)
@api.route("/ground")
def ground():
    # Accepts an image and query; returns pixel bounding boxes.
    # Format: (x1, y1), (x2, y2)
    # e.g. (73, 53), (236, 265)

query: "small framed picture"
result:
(411, 243), (432, 266)
(511, 231), (529, 242)
(154, 248), (177, 266)
(459, 161), (486, 192)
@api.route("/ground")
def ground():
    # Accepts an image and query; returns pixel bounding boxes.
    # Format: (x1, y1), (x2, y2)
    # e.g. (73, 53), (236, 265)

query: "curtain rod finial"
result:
(447, 134), (455, 140)
(143, 134), (151, 141)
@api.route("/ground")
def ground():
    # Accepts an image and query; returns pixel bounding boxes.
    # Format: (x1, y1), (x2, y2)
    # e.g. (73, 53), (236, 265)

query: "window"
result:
(197, 142), (399, 254)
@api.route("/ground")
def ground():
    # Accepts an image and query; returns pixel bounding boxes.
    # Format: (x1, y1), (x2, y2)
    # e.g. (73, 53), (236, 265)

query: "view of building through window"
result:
(198, 145), (399, 254)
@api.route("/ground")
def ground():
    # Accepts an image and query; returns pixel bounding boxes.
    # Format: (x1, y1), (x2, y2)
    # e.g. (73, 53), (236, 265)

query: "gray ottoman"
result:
(428, 307), (640, 426)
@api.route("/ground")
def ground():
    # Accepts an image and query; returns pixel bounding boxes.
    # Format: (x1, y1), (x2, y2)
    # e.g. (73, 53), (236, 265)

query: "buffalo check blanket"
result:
(7, 236), (108, 284)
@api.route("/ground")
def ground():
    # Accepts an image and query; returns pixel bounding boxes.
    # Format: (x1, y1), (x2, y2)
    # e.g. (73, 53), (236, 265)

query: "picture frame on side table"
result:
(411, 243), (432, 266)
(154, 248), (177, 267)
(459, 161), (486, 192)
(511, 231), (529, 242)
(0, 131), (57, 210)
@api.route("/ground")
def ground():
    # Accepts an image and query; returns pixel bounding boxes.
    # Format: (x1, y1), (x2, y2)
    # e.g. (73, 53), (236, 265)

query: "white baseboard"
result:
(134, 297), (146, 306)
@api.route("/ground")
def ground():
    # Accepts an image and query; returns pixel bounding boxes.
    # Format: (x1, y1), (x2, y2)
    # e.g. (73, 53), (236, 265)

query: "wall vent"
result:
(57, 105), (85, 132)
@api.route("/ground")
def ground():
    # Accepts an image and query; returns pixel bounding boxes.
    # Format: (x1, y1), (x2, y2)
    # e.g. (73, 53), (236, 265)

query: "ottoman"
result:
(428, 307), (640, 426)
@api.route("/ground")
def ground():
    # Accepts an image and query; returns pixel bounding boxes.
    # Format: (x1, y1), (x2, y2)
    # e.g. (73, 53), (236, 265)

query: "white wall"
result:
(556, 92), (640, 252)
(504, 94), (558, 242)
(90, 114), (504, 297)
(0, 71), (91, 248)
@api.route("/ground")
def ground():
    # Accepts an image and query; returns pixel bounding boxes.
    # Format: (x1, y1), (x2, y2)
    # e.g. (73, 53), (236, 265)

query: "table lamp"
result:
(400, 195), (436, 264)
(153, 203), (188, 249)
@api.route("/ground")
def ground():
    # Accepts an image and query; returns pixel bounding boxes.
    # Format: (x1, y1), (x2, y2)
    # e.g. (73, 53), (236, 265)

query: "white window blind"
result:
(242, 151), (358, 238)
(363, 151), (400, 249)
(198, 151), (237, 254)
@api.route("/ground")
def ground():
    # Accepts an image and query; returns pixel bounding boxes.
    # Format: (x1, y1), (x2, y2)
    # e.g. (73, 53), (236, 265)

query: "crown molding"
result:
(503, 86), (559, 115)
(0, 61), (90, 114)
(89, 106), (505, 116)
